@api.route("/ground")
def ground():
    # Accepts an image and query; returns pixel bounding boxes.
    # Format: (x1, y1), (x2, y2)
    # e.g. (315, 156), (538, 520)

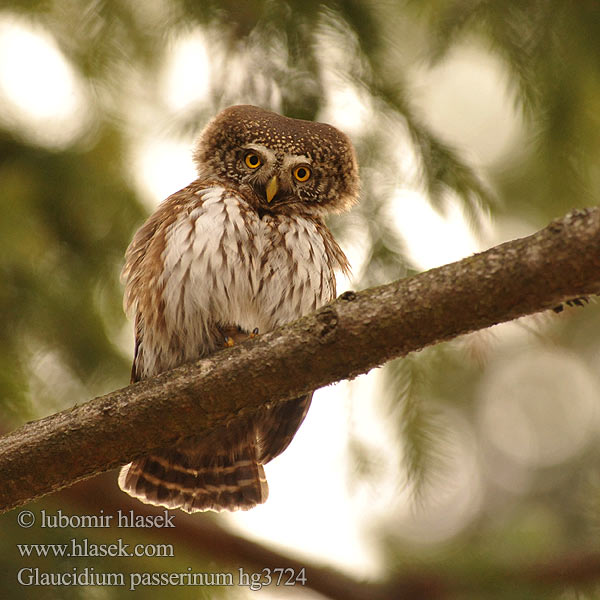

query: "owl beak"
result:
(265, 175), (279, 203)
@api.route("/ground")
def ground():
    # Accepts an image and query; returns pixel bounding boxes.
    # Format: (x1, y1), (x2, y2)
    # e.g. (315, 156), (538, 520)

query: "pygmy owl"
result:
(118, 105), (359, 512)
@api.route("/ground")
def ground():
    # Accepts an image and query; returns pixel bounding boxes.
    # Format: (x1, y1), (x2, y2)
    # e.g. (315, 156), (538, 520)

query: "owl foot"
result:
(553, 296), (590, 313)
(222, 325), (258, 346)
(222, 324), (243, 347)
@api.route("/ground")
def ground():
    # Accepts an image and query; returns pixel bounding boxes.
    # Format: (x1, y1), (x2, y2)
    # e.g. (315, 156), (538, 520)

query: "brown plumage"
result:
(118, 105), (359, 512)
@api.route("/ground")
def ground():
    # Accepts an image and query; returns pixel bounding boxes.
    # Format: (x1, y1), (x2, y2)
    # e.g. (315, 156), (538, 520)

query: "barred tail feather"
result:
(118, 435), (268, 513)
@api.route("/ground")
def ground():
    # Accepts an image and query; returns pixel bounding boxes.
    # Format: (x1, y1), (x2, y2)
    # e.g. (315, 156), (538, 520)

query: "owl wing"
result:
(120, 184), (271, 512)
(123, 183), (207, 382)
(120, 191), (349, 511)
(254, 220), (345, 464)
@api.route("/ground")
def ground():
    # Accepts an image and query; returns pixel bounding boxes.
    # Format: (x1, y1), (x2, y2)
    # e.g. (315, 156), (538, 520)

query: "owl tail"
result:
(118, 429), (268, 513)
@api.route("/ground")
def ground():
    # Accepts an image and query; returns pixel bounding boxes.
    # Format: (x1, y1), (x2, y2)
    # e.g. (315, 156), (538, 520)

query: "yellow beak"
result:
(265, 175), (279, 203)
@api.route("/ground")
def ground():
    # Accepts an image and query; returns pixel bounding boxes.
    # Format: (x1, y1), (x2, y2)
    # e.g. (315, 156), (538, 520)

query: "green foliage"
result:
(0, 498), (228, 600)
(0, 126), (143, 420)
(404, 0), (600, 222)
(1, 0), (600, 598)
(384, 354), (449, 505)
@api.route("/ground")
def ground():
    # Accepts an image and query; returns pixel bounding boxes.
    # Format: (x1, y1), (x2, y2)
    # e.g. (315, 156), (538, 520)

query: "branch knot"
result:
(316, 306), (338, 343)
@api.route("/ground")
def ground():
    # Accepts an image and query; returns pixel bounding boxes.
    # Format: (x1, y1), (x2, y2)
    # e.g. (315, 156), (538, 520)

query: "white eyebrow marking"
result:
(282, 154), (312, 169)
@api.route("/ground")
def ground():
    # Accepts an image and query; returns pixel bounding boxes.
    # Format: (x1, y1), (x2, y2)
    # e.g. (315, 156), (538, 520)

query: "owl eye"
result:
(244, 152), (262, 169)
(293, 165), (311, 182)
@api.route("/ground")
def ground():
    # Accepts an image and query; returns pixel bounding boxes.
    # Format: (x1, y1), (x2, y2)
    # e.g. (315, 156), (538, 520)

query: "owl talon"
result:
(120, 105), (358, 512)
(553, 296), (590, 313)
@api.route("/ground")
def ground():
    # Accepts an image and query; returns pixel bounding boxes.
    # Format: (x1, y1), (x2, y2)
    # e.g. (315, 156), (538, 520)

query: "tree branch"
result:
(61, 474), (387, 600)
(2, 208), (600, 513)
(58, 471), (600, 600)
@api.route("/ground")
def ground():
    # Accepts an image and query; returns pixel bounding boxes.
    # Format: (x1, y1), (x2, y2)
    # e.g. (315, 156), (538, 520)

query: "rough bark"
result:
(1, 207), (600, 513)
(55, 446), (600, 600)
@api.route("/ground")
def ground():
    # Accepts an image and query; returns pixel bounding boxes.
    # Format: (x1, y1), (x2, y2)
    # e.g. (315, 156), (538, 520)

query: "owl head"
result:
(193, 105), (359, 216)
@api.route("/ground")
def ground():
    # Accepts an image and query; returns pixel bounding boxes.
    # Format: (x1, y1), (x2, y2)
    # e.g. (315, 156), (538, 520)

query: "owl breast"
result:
(149, 186), (336, 374)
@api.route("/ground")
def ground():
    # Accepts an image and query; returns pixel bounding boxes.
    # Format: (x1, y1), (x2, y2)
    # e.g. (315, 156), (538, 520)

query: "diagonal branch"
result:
(2, 207), (600, 513)
(57, 471), (600, 600)
(61, 473), (388, 600)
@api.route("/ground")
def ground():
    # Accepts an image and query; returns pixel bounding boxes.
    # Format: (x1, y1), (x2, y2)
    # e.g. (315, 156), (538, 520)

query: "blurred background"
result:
(2, 1), (600, 598)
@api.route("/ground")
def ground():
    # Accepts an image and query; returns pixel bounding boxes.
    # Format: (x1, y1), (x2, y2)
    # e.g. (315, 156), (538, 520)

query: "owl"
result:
(118, 105), (359, 512)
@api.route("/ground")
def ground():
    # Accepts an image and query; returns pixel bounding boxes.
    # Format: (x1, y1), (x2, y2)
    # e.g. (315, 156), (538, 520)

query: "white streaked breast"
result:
(152, 185), (335, 370)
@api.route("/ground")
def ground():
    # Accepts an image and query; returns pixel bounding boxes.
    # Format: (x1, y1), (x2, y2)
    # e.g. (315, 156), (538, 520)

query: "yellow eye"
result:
(293, 165), (311, 182)
(244, 153), (262, 169)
